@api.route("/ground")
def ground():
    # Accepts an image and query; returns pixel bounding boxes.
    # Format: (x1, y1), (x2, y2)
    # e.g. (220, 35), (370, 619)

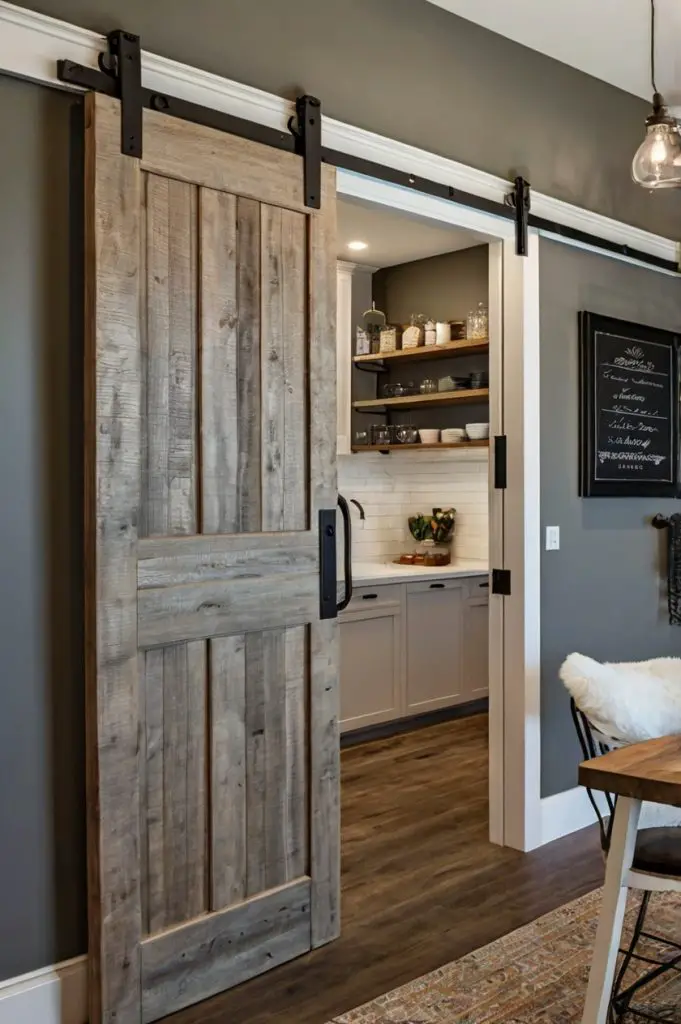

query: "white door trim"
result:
(0, 0), (678, 267)
(335, 169), (539, 851)
(0, 956), (86, 1024)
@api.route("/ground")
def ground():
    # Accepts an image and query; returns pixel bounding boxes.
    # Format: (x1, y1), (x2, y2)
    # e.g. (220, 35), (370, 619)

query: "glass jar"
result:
(467, 302), (489, 340)
(371, 424), (392, 446)
(353, 428), (369, 446)
(419, 378), (438, 394)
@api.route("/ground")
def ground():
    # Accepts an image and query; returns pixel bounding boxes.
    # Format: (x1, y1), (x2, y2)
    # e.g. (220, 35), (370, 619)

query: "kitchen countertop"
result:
(350, 559), (488, 587)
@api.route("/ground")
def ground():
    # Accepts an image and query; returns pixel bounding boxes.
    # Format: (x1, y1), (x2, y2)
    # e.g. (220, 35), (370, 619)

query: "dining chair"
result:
(572, 698), (681, 1023)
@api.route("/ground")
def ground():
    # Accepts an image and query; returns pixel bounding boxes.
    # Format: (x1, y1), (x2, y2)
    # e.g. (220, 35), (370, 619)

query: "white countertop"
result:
(349, 559), (488, 587)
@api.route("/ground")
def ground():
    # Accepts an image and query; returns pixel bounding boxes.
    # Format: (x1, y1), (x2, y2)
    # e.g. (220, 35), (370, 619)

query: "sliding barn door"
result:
(84, 93), (338, 1023)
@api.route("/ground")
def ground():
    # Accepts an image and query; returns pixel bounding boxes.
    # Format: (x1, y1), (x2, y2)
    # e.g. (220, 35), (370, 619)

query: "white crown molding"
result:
(0, 0), (678, 269)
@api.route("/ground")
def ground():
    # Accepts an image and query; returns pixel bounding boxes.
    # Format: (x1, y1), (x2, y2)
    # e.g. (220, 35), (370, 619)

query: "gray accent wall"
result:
(0, 77), (86, 979)
(10, 0), (681, 237)
(539, 239), (681, 797)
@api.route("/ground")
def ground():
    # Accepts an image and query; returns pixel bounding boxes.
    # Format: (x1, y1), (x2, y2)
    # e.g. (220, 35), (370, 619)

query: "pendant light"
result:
(632, 0), (681, 189)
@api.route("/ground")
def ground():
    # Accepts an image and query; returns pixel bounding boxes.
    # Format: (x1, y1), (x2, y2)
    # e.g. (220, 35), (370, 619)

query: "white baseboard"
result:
(540, 785), (608, 845)
(0, 956), (87, 1024)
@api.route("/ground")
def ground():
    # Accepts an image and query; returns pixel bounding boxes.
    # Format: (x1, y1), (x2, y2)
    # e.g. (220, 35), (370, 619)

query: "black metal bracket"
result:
(494, 435), (507, 489)
(504, 176), (531, 256)
(289, 94), (322, 209)
(90, 30), (143, 157)
(491, 569), (511, 596)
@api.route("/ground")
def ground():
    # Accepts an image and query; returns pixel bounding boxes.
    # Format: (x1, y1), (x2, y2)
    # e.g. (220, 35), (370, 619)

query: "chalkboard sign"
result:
(579, 311), (680, 497)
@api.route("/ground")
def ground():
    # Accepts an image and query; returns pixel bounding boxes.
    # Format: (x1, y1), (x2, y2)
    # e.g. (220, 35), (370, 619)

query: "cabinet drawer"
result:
(343, 584), (403, 614)
(465, 576), (490, 603)
(405, 577), (464, 596)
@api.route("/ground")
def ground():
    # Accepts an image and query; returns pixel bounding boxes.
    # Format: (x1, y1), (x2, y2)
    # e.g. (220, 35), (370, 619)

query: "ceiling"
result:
(426, 0), (681, 109)
(337, 195), (485, 268)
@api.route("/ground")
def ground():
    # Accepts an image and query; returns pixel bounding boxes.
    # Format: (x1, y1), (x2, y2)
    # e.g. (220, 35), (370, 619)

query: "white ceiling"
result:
(337, 195), (485, 268)
(427, 0), (681, 109)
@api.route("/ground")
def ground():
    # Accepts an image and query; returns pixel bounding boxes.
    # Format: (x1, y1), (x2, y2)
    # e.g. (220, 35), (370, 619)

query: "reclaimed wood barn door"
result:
(84, 93), (338, 1023)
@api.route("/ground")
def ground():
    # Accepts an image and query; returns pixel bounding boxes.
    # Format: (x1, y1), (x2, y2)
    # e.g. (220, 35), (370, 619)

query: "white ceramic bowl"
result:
(465, 422), (490, 440)
(419, 428), (440, 444)
(441, 428), (466, 443)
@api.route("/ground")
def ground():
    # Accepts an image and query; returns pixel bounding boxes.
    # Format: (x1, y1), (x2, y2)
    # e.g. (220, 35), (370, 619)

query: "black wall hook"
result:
(652, 514), (671, 529)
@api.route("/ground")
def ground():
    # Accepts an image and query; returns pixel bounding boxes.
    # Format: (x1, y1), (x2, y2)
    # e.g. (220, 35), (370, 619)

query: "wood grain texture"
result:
(199, 188), (238, 534)
(138, 571), (318, 648)
(352, 338), (489, 363)
(141, 102), (331, 214)
(142, 880), (311, 1024)
(161, 716), (603, 1024)
(260, 205), (307, 532)
(85, 91), (143, 1024)
(284, 626), (308, 880)
(138, 532), (317, 588)
(144, 643), (207, 933)
(210, 635), (247, 909)
(235, 197), (262, 533)
(580, 734), (681, 807)
(143, 174), (198, 537)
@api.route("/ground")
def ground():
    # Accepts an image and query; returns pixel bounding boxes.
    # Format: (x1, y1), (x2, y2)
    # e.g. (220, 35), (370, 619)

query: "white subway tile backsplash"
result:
(339, 451), (489, 563)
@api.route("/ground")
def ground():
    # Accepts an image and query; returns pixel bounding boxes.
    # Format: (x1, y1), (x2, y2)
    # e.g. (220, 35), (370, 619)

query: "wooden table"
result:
(579, 735), (681, 1024)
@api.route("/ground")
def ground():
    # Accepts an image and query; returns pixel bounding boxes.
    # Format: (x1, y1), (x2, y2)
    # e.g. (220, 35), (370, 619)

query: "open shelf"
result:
(353, 339), (488, 366)
(353, 387), (489, 412)
(351, 440), (489, 453)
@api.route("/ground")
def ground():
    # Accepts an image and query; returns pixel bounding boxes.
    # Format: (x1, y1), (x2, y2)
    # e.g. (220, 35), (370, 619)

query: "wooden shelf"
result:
(353, 388), (489, 412)
(353, 339), (488, 365)
(351, 440), (489, 453)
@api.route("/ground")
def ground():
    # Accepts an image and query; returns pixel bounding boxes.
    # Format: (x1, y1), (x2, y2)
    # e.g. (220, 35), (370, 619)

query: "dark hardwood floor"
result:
(166, 713), (604, 1024)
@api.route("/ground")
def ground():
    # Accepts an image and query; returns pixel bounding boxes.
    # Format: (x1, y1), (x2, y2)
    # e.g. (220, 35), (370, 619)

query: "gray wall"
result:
(373, 245), (489, 324)
(11, 0), (681, 237)
(539, 239), (681, 797)
(0, 77), (86, 979)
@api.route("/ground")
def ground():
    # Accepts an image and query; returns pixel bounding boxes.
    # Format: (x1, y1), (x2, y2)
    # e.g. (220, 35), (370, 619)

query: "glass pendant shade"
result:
(631, 94), (681, 189)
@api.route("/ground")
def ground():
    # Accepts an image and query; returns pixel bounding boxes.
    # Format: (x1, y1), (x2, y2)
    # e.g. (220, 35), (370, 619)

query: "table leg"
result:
(581, 796), (641, 1024)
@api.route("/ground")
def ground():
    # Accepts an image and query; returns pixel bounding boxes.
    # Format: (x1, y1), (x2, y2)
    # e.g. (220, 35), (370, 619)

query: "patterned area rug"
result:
(329, 889), (681, 1023)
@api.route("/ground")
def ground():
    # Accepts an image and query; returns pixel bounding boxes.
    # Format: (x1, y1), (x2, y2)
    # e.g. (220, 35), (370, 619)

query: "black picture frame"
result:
(579, 311), (680, 498)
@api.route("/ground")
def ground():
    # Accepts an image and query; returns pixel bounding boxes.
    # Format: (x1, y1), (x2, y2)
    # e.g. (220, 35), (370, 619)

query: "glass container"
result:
(419, 378), (438, 394)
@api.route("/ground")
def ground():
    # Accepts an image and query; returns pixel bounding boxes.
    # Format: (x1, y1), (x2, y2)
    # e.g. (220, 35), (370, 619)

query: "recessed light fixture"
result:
(347, 240), (368, 251)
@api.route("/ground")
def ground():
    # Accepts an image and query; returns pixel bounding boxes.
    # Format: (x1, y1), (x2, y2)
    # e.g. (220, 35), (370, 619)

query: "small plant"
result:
(408, 507), (456, 544)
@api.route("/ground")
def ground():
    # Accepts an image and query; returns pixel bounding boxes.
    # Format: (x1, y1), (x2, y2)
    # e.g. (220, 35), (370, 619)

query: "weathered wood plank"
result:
(245, 633), (268, 896)
(199, 188), (239, 534)
(144, 648), (166, 935)
(85, 91), (143, 1024)
(138, 572), (318, 649)
(141, 880), (312, 1023)
(236, 197), (262, 533)
(138, 531), (316, 588)
(185, 641), (208, 921)
(143, 174), (198, 537)
(307, 167), (340, 946)
(309, 618), (340, 946)
(210, 635), (247, 910)
(260, 206), (307, 531)
(308, 166), (338, 517)
(141, 100), (330, 213)
(284, 626), (308, 880)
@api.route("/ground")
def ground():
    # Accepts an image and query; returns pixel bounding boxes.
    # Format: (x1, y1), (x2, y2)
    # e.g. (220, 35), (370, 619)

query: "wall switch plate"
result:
(546, 526), (560, 551)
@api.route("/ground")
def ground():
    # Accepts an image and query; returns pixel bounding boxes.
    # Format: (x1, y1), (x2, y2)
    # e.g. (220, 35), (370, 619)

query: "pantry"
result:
(335, 194), (495, 780)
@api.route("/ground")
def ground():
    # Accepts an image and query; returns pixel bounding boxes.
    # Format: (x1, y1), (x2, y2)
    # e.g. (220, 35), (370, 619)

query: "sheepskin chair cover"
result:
(560, 652), (681, 829)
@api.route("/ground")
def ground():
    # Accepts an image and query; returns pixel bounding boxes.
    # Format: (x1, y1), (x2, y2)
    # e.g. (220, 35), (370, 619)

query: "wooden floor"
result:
(167, 714), (604, 1024)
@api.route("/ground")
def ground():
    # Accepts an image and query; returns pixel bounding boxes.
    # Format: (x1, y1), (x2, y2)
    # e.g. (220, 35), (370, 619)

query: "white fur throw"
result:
(560, 653), (681, 744)
(560, 652), (681, 829)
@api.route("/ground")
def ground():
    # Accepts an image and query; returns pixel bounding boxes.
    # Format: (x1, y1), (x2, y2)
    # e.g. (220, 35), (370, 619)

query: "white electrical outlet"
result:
(546, 526), (560, 551)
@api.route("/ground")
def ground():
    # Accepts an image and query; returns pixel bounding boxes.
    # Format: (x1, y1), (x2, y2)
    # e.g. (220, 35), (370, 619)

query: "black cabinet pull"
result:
(429, 583), (445, 589)
(479, 582), (489, 589)
(362, 593), (378, 600)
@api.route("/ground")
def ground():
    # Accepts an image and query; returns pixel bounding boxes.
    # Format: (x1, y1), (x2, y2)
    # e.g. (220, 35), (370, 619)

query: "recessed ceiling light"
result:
(347, 240), (368, 251)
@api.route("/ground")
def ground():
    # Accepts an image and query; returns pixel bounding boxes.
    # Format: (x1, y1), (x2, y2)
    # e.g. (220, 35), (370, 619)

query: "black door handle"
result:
(479, 582), (489, 589)
(337, 494), (353, 612)
(429, 583), (445, 589)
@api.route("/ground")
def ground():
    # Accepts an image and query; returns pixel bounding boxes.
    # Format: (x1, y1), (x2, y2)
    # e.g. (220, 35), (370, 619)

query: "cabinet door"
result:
(340, 600), (402, 733)
(406, 580), (463, 713)
(463, 597), (489, 699)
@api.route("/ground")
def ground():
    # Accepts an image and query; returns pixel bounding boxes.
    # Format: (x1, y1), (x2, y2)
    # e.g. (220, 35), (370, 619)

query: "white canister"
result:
(424, 319), (437, 346)
(436, 321), (451, 345)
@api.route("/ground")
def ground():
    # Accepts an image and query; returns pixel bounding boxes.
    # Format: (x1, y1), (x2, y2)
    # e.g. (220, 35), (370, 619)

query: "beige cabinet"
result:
(463, 580), (489, 699)
(339, 586), (403, 733)
(405, 579), (464, 714)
